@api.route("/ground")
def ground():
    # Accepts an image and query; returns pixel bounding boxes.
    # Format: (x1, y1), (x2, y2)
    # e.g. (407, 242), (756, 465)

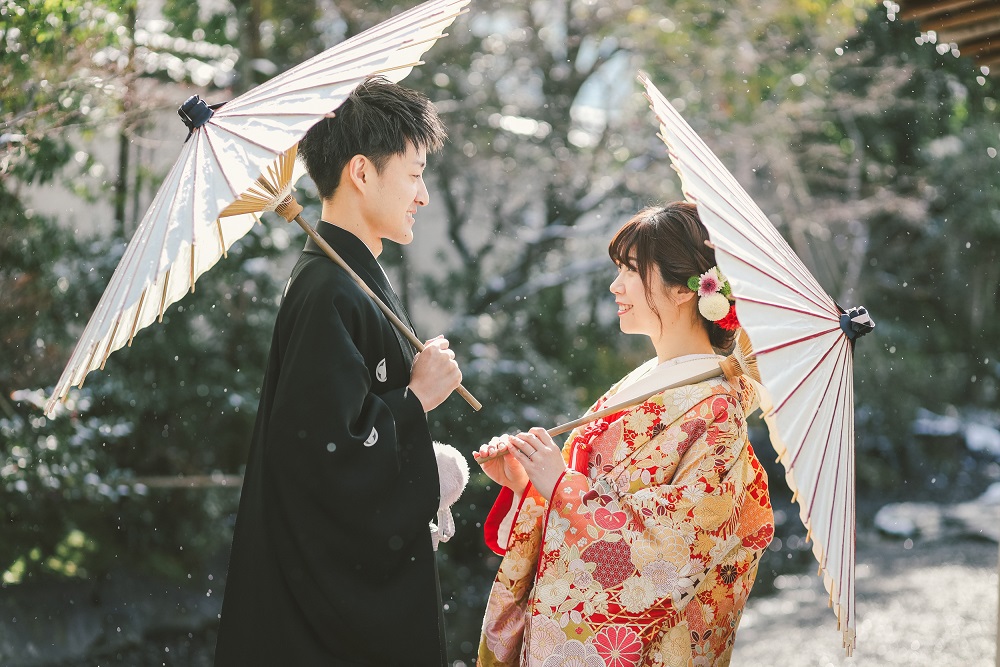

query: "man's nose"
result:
(415, 179), (429, 207)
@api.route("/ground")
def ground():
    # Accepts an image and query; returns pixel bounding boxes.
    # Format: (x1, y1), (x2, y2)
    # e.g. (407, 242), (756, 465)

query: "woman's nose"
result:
(609, 274), (623, 294)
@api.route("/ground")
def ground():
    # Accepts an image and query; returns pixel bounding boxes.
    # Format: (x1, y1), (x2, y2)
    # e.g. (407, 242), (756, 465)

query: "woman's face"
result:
(609, 255), (674, 338)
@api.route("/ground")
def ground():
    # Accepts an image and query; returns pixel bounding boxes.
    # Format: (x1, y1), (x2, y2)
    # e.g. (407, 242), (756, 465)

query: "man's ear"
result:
(345, 154), (370, 192)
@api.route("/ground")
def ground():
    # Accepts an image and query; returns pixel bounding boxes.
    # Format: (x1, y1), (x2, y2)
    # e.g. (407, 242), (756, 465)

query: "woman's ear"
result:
(669, 284), (696, 306)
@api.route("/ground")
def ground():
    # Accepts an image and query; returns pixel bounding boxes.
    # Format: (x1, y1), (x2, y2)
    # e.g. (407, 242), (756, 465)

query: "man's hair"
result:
(298, 76), (447, 200)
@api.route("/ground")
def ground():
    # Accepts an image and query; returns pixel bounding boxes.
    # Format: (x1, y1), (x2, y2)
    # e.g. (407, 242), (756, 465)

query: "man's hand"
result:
(407, 336), (462, 412)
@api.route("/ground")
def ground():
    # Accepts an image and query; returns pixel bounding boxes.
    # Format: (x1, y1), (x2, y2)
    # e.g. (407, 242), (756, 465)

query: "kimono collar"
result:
(305, 221), (418, 364)
(308, 221), (384, 276)
(619, 353), (725, 393)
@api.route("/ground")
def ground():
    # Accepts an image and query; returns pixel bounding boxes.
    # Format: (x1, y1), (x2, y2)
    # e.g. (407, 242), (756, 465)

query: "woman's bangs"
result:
(608, 219), (644, 270)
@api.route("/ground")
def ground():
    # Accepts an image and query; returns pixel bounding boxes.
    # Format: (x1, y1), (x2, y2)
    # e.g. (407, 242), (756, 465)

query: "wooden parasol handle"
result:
(473, 367), (723, 463)
(473, 327), (758, 462)
(293, 215), (482, 411)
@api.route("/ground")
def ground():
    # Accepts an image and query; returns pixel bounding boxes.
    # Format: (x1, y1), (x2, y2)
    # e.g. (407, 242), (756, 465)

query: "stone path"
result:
(734, 534), (999, 666)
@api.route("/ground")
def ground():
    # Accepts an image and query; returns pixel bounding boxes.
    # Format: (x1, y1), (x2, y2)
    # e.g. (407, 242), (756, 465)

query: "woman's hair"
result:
(608, 201), (736, 350)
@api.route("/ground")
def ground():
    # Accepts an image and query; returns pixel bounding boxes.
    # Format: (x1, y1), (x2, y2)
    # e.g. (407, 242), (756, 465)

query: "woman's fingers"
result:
(527, 427), (556, 448)
(473, 436), (512, 461)
(508, 435), (536, 460)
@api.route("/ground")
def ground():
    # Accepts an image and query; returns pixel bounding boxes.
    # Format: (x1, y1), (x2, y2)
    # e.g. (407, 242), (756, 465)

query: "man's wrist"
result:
(405, 384), (429, 412)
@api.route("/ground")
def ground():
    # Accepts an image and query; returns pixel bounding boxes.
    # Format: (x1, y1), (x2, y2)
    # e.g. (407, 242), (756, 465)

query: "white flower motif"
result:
(640, 559), (681, 597)
(709, 533), (742, 563)
(670, 384), (705, 410)
(569, 558), (596, 589)
(540, 639), (605, 667)
(536, 577), (572, 610)
(517, 498), (546, 527)
(681, 484), (709, 505)
(619, 575), (656, 613)
(500, 550), (534, 581)
(545, 513), (571, 550)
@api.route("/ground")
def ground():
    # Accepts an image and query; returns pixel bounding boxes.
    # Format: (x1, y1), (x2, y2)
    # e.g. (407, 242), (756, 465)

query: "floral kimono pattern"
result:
(478, 360), (774, 667)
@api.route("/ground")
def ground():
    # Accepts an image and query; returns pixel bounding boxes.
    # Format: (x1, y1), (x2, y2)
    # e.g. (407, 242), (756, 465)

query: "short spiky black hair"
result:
(298, 76), (447, 200)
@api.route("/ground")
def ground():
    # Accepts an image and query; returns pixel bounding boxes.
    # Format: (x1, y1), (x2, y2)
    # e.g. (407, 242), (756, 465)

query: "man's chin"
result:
(385, 232), (414, 246)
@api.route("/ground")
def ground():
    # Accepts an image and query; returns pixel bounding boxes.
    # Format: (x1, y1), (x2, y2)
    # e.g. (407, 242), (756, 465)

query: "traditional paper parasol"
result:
(45, 0), (481, 417)
(639, 72), (874, 654)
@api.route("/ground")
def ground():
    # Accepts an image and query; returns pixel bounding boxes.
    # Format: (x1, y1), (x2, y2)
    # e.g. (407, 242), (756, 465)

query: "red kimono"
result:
(479, 357), (774, 666)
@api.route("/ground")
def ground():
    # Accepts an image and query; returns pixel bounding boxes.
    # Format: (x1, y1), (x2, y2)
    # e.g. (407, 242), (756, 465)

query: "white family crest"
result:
(364, 428), (379, 447)
(376, 358), (387, 383)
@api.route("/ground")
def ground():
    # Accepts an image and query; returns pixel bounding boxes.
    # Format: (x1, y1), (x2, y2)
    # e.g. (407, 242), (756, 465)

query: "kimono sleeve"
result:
(479, 363), (653, 556)
(542, 391), (765, 622)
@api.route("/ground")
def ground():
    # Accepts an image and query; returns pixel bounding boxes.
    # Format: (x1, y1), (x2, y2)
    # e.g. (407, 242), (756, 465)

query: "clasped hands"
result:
(472, 427), (566, 502)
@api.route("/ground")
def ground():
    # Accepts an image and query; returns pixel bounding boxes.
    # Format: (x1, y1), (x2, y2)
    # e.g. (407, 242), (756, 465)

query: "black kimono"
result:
(215, 222), (445, 666)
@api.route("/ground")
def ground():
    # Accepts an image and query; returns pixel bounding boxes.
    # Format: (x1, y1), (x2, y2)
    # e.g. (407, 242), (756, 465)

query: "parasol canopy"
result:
(640, 72), (874, 655)
(45, 0), (472, 417)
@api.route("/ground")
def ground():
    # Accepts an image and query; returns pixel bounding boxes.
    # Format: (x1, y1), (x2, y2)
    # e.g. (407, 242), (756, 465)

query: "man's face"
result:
(363, 142), (429, 246)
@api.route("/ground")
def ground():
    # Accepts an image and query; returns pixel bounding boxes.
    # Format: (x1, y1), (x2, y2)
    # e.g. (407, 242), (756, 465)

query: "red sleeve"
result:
(483, 484), (531, 555)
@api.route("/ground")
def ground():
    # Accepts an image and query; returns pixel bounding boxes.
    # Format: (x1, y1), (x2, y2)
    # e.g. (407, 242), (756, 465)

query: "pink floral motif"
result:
(592, 626), (643, 667)
(697, 269), (721, 297)
(483, 582), (524, 661)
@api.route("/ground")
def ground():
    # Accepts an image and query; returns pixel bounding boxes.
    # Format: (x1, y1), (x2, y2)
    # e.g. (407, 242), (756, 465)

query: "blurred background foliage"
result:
(2, 0), (998, 663)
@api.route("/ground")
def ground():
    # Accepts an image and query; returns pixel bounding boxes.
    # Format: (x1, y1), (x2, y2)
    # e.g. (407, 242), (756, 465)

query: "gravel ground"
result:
(733, 533), (999, 667)
(52, 533), (998, 666)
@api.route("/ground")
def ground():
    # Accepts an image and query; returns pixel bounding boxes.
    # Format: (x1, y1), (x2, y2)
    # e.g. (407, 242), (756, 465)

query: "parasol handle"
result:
(475, 329), (757, 461)
(292, 215), (482, 412)
(474, 366), (726, 463)
(547, 367), (723, 437)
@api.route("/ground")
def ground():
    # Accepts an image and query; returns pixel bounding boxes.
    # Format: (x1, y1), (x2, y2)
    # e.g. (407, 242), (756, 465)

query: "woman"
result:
(474, 202), (774, 667)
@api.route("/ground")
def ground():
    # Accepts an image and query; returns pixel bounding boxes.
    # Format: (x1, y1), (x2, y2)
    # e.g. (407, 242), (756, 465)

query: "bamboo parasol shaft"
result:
(474, 368), (722, 462)
(475, 331), (755, 462)
(547, 366), (724, 438)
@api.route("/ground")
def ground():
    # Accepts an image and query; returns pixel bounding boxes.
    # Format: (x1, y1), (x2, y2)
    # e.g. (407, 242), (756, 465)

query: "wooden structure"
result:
(896, 0), (1000, 74)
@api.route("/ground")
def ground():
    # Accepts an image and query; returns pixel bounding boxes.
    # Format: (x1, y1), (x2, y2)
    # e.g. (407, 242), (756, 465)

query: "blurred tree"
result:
(771, 8), (1000, 494)
(0, 0), (290, 585)
(0, 0), (119, 190)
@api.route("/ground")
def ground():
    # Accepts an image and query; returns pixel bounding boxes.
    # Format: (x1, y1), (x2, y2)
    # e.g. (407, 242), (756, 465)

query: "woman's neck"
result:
(650, 322), (715, 363)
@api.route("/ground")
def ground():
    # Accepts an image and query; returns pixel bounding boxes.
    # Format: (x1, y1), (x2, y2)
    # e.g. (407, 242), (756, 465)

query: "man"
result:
(215, 77), (460, 666)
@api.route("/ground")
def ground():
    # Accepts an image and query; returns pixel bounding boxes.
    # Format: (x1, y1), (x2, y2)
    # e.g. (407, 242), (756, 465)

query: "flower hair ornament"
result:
(687, 267), (740, 330)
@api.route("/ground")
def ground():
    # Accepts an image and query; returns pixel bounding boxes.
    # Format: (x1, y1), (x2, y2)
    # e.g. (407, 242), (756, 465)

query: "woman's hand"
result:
(506, 427), (567, 502)
(473, 435), (529, 495)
